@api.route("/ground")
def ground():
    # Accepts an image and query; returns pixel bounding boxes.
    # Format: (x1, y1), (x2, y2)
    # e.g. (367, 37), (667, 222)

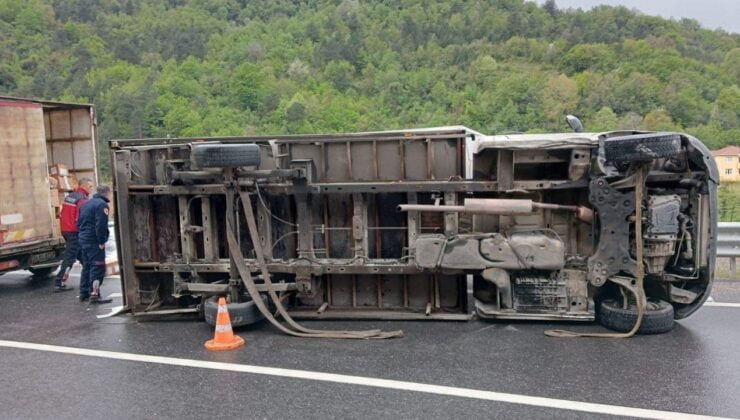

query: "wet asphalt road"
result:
(1, 267), (740, 419)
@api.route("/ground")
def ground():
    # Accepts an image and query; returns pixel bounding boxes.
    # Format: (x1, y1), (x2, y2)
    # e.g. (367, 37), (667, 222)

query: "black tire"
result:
(192, 143), (261, 168)
(29, 265), (58, 277)
(599, 298), (674, 334)
(203, 295), (267, 327)
(603, 133), (681, 163)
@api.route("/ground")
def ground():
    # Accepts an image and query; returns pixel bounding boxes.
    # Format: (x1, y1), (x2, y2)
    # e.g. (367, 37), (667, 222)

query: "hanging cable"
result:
(224, 188), (402, 339)
(255, 183), (297, 227)
(545, 164), (648, 338)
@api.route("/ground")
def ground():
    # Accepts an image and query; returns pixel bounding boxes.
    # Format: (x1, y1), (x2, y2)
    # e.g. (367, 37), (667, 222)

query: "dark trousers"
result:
(80, 246), (106, 297)
(55, 232), (80, 287)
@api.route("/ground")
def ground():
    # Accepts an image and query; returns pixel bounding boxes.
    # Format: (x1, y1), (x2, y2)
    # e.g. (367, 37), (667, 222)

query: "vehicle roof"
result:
(111, 125), (653, 150)
(0, 95), (94, 109)
(475, 131), (619, 151)
(112, 126), (477, 146)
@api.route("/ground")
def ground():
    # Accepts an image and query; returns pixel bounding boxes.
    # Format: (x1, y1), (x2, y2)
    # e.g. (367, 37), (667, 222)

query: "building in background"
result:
(713, 145), (740, 183)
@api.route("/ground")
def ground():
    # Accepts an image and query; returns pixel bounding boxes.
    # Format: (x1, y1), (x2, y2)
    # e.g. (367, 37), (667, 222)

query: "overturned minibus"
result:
(111, 125), (717, 335)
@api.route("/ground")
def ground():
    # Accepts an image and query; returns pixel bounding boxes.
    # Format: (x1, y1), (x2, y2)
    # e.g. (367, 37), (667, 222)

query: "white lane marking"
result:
(0, 340), (731, 420)
(105, 292), (123, 299)
(96, 305), (126, 319)
(703, 301), (740, 308)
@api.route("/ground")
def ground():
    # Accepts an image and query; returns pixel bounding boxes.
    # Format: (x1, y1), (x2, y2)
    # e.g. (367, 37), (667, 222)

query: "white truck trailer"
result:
(0, 97), (98, 278)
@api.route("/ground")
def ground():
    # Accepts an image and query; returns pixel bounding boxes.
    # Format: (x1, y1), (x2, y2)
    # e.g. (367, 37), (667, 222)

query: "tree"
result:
(589, 107), (618, 131)
(543, 0), (558, 16)
(561, 44), (617, 73)
(470, 55), (499, 88)
(611, 72), (662, 115)
(663, 79), (710, 127)
(642, 109), (682, 131)
(324, 60), (354, 92)
(721, 48), (740, 84)
(711, 86), (740, 129)
(618, 112), (643, 130)
(543, 74), (578, 127)
(0, 0), (738, 180)
(231, 63), (269, 111)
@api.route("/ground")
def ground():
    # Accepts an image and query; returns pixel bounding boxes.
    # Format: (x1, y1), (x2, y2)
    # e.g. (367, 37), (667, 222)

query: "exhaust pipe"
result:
(398, 198), (593, 222)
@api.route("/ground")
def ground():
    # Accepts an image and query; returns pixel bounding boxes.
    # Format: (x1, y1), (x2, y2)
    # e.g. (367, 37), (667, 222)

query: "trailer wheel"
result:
(598, 298), (674, 334)
(29, 265), (58, 278)
(603, 133), (681, 163)
(203, 295), (267, 327)
(192, 144), (261, 168)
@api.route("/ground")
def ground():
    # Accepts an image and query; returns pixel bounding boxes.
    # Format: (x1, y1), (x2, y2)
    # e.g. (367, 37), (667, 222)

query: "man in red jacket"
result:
(54, 177), (94, 292)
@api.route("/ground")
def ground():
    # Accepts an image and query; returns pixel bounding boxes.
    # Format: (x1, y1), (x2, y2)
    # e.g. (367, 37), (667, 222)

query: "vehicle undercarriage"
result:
(111, 127), (718, 334)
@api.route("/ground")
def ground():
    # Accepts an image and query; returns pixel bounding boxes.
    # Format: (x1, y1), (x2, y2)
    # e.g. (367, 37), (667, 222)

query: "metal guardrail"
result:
(718, 222), (740, 279)
(719, 205), (738, 222)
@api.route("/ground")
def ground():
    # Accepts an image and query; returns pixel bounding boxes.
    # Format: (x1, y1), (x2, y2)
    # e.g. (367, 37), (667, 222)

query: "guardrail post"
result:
(717, 222), (740, 280)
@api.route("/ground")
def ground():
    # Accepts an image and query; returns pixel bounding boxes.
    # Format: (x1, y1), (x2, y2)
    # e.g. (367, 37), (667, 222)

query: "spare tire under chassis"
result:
(191, 143), (261, 168)
(203, 295), (268, 327)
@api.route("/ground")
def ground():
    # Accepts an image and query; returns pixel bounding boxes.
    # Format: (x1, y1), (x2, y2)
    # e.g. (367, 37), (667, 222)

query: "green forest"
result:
(1, 0), (739, 176)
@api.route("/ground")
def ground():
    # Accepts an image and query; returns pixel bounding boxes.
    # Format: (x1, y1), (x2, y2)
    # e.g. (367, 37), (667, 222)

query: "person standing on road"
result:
(54, 177), (95, 292)
(77, 185), (112, 303)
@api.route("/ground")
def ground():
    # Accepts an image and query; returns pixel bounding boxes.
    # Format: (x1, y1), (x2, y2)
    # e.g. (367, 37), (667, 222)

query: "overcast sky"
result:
(534, 0), (740, 33)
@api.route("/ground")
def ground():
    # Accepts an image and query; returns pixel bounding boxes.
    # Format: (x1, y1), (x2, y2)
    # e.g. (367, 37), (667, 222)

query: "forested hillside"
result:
(1, 0), (739, 174)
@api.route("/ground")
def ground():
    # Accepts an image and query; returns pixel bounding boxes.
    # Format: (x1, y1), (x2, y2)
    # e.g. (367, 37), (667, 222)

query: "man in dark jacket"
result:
(77, 185), (112, 303)
(54, 177), (94, 292)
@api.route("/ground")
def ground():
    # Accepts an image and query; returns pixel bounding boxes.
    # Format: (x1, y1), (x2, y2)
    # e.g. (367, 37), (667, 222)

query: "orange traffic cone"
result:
(205, 297), (245, 351)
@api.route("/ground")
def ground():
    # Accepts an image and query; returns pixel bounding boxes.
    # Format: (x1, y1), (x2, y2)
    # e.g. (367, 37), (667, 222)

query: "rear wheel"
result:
(598, 298), (674, 334)
(203, 295), (267, 327)
(29, 265), (58, 278)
